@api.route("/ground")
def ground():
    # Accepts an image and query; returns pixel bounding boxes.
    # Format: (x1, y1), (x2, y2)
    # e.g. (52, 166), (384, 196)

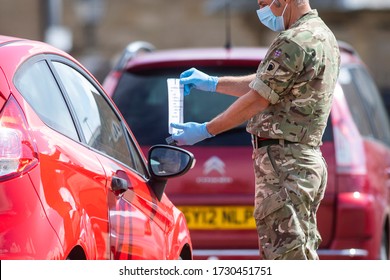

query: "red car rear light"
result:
(0, 95), (38, 181)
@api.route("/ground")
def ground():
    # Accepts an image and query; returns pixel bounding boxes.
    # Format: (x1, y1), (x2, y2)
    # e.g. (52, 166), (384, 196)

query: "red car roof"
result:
(122, 43), (361, 71)
(0, 35), (73, 60)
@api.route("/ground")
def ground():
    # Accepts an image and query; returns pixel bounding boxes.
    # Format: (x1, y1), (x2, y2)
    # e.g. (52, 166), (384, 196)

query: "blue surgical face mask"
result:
(256, 0), (289, 32)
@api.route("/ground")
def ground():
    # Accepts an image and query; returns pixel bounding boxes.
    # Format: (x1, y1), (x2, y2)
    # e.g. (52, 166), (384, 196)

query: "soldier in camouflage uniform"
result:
(170, 0), (340, 260)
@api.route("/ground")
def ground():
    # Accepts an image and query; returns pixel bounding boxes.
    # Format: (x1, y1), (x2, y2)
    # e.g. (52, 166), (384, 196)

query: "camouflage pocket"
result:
(254, 188), (305, 260)
(266, 145), (280, 176)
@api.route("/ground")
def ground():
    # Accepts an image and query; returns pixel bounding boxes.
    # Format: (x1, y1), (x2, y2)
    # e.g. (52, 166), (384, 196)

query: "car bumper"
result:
(193, 248), (369, 260)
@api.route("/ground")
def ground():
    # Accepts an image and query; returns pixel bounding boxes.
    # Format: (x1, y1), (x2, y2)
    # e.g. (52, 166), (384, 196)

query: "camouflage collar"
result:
(290, 9), (319, 29)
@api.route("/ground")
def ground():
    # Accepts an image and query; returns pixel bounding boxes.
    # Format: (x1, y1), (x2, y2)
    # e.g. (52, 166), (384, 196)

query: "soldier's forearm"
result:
(216, 74), (256, 97)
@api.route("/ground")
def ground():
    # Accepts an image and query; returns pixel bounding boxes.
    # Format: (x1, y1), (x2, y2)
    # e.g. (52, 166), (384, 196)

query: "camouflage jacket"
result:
(247, 10), (340, 147)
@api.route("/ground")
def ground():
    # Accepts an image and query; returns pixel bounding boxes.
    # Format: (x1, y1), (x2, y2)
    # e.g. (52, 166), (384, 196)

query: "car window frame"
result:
(15, 53), (149, 179)
(351, 65), (390, 146)
(340, 63), (390, 146)
(13, 54), (81, 141)
(112, 67), (256, 147)
(338, 65), (375, 139)
(47, 55), (150, 179)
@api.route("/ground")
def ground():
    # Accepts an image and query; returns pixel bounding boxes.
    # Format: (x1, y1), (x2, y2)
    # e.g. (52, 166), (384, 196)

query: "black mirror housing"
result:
(147, 144), (195, 201)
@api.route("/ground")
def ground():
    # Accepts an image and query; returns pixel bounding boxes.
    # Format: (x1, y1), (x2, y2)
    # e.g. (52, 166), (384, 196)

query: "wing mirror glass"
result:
(148, 145), (195, 178)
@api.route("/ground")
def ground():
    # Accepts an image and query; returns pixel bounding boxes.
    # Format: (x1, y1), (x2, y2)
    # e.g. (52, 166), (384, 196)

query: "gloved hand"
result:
(170, 122), (214, 146)
(180, 68), (218, 96)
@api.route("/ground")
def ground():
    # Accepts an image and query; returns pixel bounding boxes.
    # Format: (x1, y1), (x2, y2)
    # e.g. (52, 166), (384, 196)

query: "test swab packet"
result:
(167, 78), (184, 136)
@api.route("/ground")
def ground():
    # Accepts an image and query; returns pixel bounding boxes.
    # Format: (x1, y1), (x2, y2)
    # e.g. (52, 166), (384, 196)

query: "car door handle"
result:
(111, 176), (129, 195)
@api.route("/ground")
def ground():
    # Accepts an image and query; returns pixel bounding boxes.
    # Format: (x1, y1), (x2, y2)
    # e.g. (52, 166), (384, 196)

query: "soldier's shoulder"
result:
(282, 17), (337, 54)
(287, 12), (334, 40)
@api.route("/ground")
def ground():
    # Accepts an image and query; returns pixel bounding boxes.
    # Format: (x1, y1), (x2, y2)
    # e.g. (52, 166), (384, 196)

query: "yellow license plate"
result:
(178, 206), (256, 230)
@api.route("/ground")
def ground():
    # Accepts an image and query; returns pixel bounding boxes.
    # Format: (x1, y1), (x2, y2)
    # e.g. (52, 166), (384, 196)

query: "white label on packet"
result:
(167, 78), (184, 134)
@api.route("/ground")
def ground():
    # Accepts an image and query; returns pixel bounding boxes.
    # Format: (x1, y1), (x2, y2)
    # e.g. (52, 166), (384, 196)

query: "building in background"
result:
(310, 0), (390, 10)
(0, 0), (389, 94)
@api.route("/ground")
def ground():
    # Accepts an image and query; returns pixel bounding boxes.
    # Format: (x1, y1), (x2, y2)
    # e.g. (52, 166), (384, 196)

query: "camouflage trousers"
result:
(252, 142), (327, 260)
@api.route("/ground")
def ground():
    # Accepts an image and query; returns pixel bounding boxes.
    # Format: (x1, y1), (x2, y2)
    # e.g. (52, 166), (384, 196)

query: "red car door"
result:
(95, 154), (173, 260)
(49, 59), (173, 259)
(10, 57), (110, 259)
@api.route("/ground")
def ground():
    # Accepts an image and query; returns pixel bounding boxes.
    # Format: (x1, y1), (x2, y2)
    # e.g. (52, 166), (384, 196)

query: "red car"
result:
(103, 41), (390, 260)
(0, 35), (195, 260)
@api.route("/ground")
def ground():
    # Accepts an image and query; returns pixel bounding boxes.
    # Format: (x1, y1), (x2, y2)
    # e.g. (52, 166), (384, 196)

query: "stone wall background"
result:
(1, 0), (389, 93)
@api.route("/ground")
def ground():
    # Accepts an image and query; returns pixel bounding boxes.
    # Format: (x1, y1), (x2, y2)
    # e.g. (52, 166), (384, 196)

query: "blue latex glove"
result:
(170, 122), (214, 146)
(180, 68), (218, 96)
